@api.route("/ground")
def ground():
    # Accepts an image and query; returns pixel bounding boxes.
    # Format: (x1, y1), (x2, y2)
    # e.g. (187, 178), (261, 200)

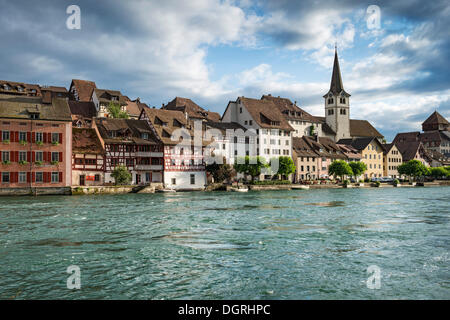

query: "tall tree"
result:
(328, 160), (353, 181)
(206, 157), (234, 183)
(349, 161), (367, 180)
(276, 156), (296, 180)
(398, 160), (429, 181)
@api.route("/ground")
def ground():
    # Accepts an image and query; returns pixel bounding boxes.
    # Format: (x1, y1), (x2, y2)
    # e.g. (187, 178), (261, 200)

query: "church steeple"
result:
(323, 45), (351, 141)
(330, 47), (344, 95)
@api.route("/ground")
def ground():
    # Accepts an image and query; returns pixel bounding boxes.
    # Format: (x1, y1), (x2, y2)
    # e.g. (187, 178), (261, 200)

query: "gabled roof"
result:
(0, 80), (41, 96)
(261, 94), (320, 123)
(238, 97), (294, 131)
(140, 107), (200, 146)
(292, 137), (319, 157)
(337, 137), (379, 151)
(349, 119), (383, 138)
(422, 111), (449, 126)
(93, 88), (127, 105)
(163, 97), (220, 122)
(69, 101), (97, 118)
(72, 128), (104, 154)
(381, 143), (395, 154)
(95, 118), (159, 145)
(125, 100), (143, 117)
(0, 94), (71, 121)
(70, 79), (97, 102)
(395, 141), (423, 162)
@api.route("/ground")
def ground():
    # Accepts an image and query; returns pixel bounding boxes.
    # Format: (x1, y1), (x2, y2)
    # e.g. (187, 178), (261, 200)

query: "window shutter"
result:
(59, 133), (63, 144)
(27, 151), (31, 162)
(0, 130), (2, 142)
(32, 132), (36, 143)
(43, 152), (47, 162)
(59, 172), (63, 183)
(14, 151), (18, 162)
(14, 172), (18, 183)
(43, 132), (47, 143)
(32, 172), (36, 183)
(59, 152), (63, 163)
(27, 132), (31, 143)
(48, 152), (51, 162)
(32, 152), (35, 162)
(15, 131), (19, 142)
(27, 172), (30, 183)
(10, 132), (15, 143)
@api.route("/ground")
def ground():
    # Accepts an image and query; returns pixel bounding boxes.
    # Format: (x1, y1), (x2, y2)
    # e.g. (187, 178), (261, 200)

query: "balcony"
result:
(135, 164), (163, 171)
(135, 152), (164, 157)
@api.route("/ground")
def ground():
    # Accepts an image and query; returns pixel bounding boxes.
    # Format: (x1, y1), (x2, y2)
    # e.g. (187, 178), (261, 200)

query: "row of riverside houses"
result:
(1, 49), (449, 193)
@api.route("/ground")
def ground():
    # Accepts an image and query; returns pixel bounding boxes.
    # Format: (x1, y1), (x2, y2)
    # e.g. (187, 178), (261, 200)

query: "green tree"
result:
(276, 156), (296, 179)
(328, 160), (353, 181)
(429, 167), (449, 179)
(206, 157), (234, 183)
(398, 160), (429, 181)
(108, 102), (129, 119)
(349, 161), (367, 179)
(111, 165), (132, 185)
(234, 156), (268, 181)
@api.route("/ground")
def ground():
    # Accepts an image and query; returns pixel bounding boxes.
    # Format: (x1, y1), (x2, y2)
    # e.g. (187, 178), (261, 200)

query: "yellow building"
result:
(382, 143), (402, 178)
(337, 137), (384, 178)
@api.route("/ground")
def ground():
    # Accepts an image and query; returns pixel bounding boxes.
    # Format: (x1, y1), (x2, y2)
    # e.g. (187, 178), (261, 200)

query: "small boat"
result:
(230, 187), (248, 192)
(292, 185), (310, 190)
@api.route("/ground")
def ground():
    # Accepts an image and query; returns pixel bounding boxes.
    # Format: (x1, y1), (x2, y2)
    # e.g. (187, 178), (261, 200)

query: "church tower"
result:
(323, 47), (351, 141)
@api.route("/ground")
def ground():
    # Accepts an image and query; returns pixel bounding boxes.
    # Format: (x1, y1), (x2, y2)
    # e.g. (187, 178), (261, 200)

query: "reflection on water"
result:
(305, 201), (346, 207)
(0, 187), (449, 299)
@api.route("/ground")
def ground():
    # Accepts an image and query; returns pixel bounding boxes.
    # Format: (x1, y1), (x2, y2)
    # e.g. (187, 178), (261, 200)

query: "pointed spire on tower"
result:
(330, 45), (344, 94)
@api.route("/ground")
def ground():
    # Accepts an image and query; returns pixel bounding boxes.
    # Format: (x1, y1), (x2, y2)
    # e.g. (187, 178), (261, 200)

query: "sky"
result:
(0, 0), (449, 141)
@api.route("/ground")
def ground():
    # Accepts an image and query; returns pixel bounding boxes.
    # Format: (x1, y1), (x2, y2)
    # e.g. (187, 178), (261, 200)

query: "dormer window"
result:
(30, 113), (40, 119)
(17, 86), (24, 92)
(111, 96), (118, 101)
(340, 98), (346, 104)
(3, 84), (10, 90)
(110, 131), (117, 138)
(328, 98), (334, 104)
(141, 133), (149, 140)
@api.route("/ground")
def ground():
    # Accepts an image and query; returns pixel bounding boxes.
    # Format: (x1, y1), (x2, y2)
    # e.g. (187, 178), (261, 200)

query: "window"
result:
(239, 107), (242, 113)
(51, 133), (59, 143)
(327, 109), (334, 115)
(340, 109), (346, 115)
(244, 121), (248, 125)
(1, 172), (10, 183)
(36, 132), (43, 142)
(51, 152), (59, 162)
(30, 113), (39, 119)
(126, 158), (134, 166)
(223, 144), (226, 150)
(2, 130), (10, 141)
(190, 174), (195, 185)
(141, 133), (148, 140)
(51, 172), (59, 183)
(19, 132), (27, 141)
(19, 151), (27, 162)
(171, 178), (176, 185)
(35, 151), (43, 162)
(1, 151), (9, 162)
(285, 140), (289, 146)
(35, 172), (43, 183)
(249, 120), (253, 125)
(19, 172), (26, 183)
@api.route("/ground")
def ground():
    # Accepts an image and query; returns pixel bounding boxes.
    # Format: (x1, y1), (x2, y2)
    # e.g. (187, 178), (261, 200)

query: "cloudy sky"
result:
(1, 0), (449, 141)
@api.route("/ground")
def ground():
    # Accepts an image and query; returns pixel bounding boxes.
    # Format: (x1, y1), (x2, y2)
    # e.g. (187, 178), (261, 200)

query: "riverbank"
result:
(0, 180), (448, 196)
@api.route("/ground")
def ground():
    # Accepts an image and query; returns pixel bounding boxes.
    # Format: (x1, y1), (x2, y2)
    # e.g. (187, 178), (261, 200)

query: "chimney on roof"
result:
(162, 103), (165, 108)
(294, 101), (297, 105)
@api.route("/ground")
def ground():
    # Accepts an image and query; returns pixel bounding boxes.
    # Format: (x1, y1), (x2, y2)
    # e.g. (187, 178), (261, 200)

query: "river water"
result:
(0, 187), (449, 299)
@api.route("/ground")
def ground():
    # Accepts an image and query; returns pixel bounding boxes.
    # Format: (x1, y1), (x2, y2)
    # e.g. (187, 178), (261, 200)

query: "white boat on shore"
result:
(230, 187), (249, 192)
(292, 185), (310, 190)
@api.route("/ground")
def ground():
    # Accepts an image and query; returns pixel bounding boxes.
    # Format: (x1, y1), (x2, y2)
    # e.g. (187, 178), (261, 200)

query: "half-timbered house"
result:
(95, 118), (164, 185)
(139, 108), (207, 190)
(72, 127), (105, 186)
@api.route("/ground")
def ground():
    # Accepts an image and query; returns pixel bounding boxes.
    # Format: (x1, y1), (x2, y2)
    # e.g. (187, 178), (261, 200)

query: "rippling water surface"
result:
(0, 187), (449, 299)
